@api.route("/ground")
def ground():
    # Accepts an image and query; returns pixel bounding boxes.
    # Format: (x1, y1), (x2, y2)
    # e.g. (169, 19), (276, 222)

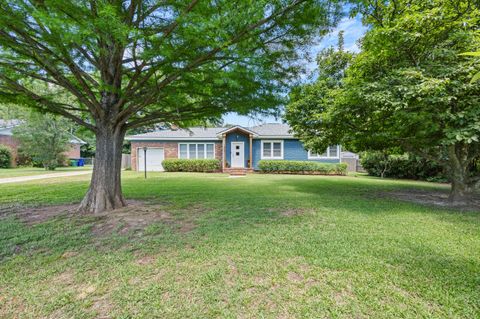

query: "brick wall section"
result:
(64, 144), (81, 159)
(130, 141), (223, 171)
(214, 143), (222, 161)
(0, 135), (20, 167)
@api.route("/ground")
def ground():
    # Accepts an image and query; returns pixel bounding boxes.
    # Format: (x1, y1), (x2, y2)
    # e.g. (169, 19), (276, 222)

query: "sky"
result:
(222, 15), (367, 127)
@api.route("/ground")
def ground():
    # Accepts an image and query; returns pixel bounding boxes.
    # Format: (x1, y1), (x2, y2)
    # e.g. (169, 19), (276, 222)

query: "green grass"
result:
(0, 165), (92, 178)
(0, 172), (479, 318)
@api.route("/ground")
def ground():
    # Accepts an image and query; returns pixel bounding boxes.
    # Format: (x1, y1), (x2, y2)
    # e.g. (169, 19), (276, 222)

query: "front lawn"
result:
(0, 165), (92, 179)
(0, 173), (479, 318)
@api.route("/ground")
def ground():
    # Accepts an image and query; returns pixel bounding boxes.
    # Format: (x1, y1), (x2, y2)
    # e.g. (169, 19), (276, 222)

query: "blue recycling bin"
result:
(78, 158), (85, 167)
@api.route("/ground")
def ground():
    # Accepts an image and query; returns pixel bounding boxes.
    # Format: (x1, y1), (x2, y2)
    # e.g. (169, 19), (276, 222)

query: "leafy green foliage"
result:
(258, 160), (347, 175)
(286, 0), (480, 198)
(285, 32), (353, 154)
(162, 159), (221, 172)
(361, 151), (447, 182)
(0, 0), (343, 211)
(0, 0), (342, 130)
(0, 145), (12, 168)
(13, 113), (71, 170)
(460, 51), (480, 83)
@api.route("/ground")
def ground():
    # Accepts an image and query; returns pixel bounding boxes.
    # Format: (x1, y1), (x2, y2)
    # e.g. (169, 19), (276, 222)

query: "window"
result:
(179, 144), (188, 158)
(206, 144), (214, 158)
(189, 144), (197, 159)
(197, 144), (205, 159)
(261, 140), (283, 159)
(308, 145), (340, 159)
(178, 143), (215, 159)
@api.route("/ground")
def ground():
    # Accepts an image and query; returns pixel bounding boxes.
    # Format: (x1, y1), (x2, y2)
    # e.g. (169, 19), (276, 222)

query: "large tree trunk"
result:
(78, 123), (127, 214)
(447, 144), (472, 205)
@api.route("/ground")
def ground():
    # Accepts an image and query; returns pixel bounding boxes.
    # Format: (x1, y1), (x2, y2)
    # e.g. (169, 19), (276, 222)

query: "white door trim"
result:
(231, 142), (245, 168)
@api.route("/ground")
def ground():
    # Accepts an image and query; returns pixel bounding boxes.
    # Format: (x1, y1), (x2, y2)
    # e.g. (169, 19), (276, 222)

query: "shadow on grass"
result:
(0, 174), (479, 317)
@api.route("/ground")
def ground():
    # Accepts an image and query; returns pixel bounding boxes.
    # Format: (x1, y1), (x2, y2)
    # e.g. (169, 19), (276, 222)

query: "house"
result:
(0, 119), (86, 166)
(127, 123), (358, 173)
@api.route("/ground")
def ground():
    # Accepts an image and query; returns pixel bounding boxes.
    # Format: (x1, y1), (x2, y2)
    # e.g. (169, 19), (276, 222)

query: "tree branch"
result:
(0, 74), (96, 131)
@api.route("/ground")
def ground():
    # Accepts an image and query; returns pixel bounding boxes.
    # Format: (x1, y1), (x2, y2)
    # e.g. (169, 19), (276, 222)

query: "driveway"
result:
(0, 171), (91, 184)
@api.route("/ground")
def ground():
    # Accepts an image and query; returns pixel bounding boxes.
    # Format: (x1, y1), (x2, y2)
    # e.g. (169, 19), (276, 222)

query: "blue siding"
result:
(133, 138), (339, 170)
(225, 132), (250, 167)
(252, 139), (340, 169)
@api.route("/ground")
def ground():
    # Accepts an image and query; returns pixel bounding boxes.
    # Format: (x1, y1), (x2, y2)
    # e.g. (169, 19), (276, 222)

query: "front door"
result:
(231, 142), (245, 168)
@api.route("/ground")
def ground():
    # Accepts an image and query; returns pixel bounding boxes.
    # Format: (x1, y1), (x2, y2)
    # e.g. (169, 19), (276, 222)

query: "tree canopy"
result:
(286, 0), (480, 202)
(13, 112), (72, 170)
(0, 0), (342, 213)
(0, 0), (341, 129)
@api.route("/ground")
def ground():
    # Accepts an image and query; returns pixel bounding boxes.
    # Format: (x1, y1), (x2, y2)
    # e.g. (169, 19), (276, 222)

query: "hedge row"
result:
(360, 151), (447, 182)
(258, 160), (347, 175)
(162, 159), (221, 172)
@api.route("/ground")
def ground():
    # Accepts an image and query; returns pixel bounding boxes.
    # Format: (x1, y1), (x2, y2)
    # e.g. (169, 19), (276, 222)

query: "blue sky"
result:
(222, 15), (367, 127)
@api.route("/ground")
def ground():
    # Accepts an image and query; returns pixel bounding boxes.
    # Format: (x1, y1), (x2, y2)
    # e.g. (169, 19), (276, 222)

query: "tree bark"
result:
(78, 123), (127, 214)
(447, 144), (471, 205)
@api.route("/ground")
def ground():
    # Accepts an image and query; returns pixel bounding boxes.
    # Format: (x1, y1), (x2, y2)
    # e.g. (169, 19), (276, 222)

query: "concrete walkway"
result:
(0, 171), (91, 184)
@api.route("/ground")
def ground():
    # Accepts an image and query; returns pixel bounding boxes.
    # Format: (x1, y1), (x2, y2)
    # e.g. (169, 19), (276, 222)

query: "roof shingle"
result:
(126, 123), (294, 140)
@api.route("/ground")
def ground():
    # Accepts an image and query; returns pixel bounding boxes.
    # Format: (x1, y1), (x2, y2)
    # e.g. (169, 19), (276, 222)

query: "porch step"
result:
(224, 168), (250, 176)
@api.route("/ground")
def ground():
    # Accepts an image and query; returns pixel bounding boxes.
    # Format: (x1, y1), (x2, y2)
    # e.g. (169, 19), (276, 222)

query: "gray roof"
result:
(249, 123), (292, 137)
(0, 119), (22, 128)
(126, 123), (294, 140)
(128, 127), (225, 140)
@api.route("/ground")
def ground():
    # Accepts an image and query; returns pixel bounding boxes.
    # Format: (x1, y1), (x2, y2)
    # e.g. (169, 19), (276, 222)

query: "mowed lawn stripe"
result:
(0, 172), (479, 318)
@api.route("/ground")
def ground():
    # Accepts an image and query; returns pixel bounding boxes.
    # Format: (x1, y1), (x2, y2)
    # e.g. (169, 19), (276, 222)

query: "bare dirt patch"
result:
(267, 207), (311, 217)
(76, 284), (96, 300)
(52, 270), (75, 286)
(381, 189), (480, 211)
(90, 201), (175, 237)
(2, 200), (207, 236)
(135, 254), (157, 265)
(287, 271), (303, 283)
(0, 203), (77, 225)
(90, 295), (114, 319)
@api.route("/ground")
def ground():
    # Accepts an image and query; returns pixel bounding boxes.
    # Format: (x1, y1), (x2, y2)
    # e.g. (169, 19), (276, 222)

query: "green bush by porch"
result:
(162, 159), (221, 172)
(258, 160), (347, 175)
(0, 145), (12, 168)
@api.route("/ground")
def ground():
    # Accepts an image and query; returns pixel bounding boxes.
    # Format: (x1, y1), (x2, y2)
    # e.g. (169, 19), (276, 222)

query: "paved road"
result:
(0, 171), (91, 184)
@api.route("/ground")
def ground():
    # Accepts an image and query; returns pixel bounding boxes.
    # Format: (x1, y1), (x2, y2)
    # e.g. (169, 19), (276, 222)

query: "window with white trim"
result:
(308, 145), (340, 159)
(178, 143), (215, 159)
(261, 140), (283, 159)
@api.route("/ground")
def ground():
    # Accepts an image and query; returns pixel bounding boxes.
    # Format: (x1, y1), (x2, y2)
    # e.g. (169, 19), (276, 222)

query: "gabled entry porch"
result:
(217, 126), (257, 175)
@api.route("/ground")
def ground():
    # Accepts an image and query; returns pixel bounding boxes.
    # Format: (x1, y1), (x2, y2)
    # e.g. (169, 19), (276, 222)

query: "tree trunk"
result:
(78, 124), (127, 214)
(447, 144), (471, 205)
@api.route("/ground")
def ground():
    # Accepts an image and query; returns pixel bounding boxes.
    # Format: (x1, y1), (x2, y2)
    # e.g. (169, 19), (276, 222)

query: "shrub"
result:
(0, 145), (12, 168)
(258, 160), (347, 175)
(162, 159), (221, 172)
(16, 148), (33, 167)
(360, 151), (447, 181)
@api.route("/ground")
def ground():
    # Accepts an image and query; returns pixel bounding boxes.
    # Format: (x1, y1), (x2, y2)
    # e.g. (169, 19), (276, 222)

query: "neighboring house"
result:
(127, 123), (358, 172)
(0, 119), (86, 166)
